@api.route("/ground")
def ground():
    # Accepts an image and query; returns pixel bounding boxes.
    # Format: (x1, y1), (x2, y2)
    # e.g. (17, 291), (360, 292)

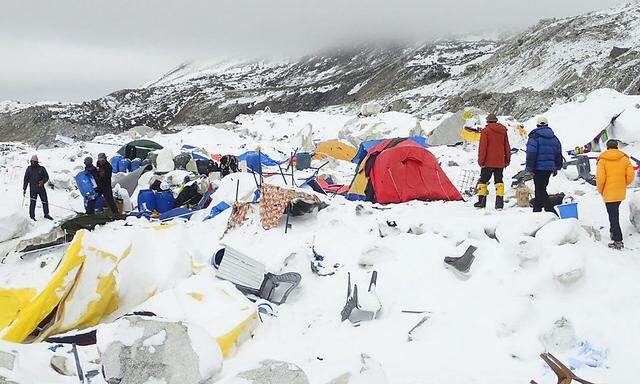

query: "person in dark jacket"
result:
(96, 153), (118, 214)
(23, 155), (53, 221)
(525, 116), (564, 214)
(475, 113), (511, 209)
(84, 157), (99, 215)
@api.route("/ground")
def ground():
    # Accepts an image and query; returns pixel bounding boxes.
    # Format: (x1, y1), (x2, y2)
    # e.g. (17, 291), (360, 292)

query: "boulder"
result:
(360, 102), (383, 117)
(540, 317), (577, 352)
(495, 212), (556, 244)
(98, 316), (222, 384)
(229, 360), (309, 384)
(551, 252), (585, 285)
(0, 351), (16, 371)
(630, 191), (640, 233)
(0, 210), (31, 243)
(535, 218), (583, 246)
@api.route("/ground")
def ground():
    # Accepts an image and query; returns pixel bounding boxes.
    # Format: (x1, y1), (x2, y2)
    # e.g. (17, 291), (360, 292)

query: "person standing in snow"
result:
(96, 153), (118, 215)
(525, 117), (563, 214)
(22, 155), (52, 221)
(475, 113), (511, 209)
(84, 156), (99, 215)
(596, 139), (635, 250)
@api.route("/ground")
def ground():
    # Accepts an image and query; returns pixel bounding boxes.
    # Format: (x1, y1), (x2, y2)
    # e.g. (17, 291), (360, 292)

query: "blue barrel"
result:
(75, 171), (97, 200)
(85, 194), (105, 210)
(155, 190), (175, 213)
(118, 158), (131, 173)
(556, 203), (579, 219)
(130, 158), (142, 171)
(296, 153), (312, 170)
(137, 189), (157, 212)
(110, 156), (122, 173)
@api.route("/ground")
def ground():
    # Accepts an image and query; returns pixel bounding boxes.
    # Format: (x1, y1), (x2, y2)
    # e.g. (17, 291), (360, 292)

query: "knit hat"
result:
(84, 157), (93, 166)
(606, 139), (619, 149)
(98, 153), (107, 160)
(486, 114), (498, 123)
(30, 155), (39, 162)
(536, 116), (549, 126)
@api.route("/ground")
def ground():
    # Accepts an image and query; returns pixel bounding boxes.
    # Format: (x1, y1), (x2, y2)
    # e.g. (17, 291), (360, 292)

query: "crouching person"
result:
(596, 140), (635, 250)
(475, 113), (511, 210)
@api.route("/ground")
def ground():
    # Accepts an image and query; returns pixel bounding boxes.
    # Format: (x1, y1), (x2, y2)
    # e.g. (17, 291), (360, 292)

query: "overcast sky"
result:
(0, 0), (624, 103)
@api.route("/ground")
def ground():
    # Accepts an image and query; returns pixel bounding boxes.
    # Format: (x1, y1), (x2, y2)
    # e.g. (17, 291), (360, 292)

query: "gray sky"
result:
(0, 0), (624, 103)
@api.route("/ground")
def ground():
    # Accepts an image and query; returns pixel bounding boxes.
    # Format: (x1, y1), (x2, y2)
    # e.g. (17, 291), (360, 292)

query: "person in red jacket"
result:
(475, 114), (511, 209)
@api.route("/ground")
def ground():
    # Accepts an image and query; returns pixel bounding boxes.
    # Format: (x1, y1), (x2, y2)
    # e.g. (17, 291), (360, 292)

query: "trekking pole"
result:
(71, 343), (85, 384)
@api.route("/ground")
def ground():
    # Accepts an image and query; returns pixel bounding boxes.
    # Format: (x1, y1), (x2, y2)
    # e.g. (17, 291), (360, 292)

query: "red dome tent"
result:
(361, 138), (462, 204)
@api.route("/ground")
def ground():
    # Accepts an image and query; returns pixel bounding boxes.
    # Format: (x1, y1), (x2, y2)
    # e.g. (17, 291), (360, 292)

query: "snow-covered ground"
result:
(1, 89), (640, 383)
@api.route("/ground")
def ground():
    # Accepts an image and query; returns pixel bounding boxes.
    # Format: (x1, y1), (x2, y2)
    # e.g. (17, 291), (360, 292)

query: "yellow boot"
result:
(474, 184), (488, 208)
(495, 183), (505, 210)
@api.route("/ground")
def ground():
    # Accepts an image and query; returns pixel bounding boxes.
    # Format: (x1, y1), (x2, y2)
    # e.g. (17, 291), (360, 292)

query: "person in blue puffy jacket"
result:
(525, 116), (564, 214)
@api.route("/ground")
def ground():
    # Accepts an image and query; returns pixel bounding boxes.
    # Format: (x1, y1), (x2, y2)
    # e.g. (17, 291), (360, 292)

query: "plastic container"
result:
(137, 189), (157, 212)
(130, 158), (142, 172)
(75, 171), (97, 199)
(556, 203), (579, 219)
(110, 156), (123, 173)
(296, 153), (312, 170)
(155, 190), (175, 213)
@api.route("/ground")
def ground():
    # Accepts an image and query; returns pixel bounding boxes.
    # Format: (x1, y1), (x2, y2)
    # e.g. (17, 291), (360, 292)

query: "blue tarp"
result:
(237, 151), (287, 174)
(351, 136), (428, 164)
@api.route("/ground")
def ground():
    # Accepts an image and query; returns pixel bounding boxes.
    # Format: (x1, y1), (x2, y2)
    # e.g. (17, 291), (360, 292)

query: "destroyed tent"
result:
(313, 140), (357, 162)
(117, 139), (163, 160)
(0, 226), (256, 357)
(427, 108), (486, 146)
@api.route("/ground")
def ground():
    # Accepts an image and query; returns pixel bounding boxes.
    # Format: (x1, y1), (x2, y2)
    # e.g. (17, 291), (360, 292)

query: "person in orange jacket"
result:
(596, 140), (636, 250)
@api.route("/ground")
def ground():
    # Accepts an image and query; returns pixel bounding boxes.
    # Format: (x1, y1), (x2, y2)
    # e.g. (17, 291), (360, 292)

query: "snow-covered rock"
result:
(507, 236), (545, 267)
(98, 316), (222, 384)
(540, 317), (577, 352)
(360, 102), (383, 117)
(630, 191), (640, 233)
(326, 354), (389, 384)
(0, 350), (16, 371)
(0, 209), (31, 243)
(228, 360), (309, 384)
(551, 251), (585, 285)
(535, 218), (583, 246)
(495, 212), (556, 244)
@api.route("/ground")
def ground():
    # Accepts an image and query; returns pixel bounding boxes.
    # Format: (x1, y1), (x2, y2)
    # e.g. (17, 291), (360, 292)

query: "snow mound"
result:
(535, 218), (584, 246)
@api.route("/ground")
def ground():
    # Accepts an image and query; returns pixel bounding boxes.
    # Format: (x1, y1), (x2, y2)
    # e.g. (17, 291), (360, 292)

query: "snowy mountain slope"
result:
(1, 2), (640, 146)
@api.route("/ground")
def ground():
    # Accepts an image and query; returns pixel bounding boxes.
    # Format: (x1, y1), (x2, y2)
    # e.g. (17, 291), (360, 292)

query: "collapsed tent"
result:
(347, 138), (463, 203)
(237, 151), (287, 173)
(352, 136), (427, 165)
(117, 139), (163, 160)
(0, 226), (256, 356)
(313, 140), (357, 162)
(111, 163), (151, 197)
(427, 108), (486, 146)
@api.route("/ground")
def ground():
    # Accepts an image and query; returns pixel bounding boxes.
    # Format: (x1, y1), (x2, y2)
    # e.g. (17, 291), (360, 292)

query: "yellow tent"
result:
(0, 226), (257, 357)
(314, 140), (357, 162)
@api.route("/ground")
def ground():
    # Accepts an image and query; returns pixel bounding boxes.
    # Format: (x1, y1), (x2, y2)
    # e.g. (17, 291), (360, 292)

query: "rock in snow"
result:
(535, 218), (584, 246)
(360, 102), (383, 117)
(229, 360), (309, 384)
(98, 316), (222, 384)
(630, 191), (640, 233)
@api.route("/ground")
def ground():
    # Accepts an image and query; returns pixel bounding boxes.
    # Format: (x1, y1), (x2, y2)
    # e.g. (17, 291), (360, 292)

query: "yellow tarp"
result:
(314, 140), (357, 162)
(347, 161), (369, 199)
(460, 128), (481, 142)
(0, 232), (86, 343)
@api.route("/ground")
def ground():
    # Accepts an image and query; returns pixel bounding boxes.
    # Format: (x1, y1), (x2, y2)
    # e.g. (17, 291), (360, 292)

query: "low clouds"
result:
(0, 0), (623, 102)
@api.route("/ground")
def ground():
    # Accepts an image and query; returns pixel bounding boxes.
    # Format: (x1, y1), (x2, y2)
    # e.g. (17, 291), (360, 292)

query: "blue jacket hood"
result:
(530, 125), (556, 139)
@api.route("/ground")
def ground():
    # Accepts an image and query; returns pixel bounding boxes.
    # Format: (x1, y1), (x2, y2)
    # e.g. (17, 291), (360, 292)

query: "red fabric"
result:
(369, 141), (462, 203)
(478, 123), (511, 168)
(316, 178), (349, 194)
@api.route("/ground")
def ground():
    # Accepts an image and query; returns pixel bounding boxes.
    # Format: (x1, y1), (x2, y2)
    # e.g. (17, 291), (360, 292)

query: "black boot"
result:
(474, 195), (487, 208)
(495, 196), (504, 210)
